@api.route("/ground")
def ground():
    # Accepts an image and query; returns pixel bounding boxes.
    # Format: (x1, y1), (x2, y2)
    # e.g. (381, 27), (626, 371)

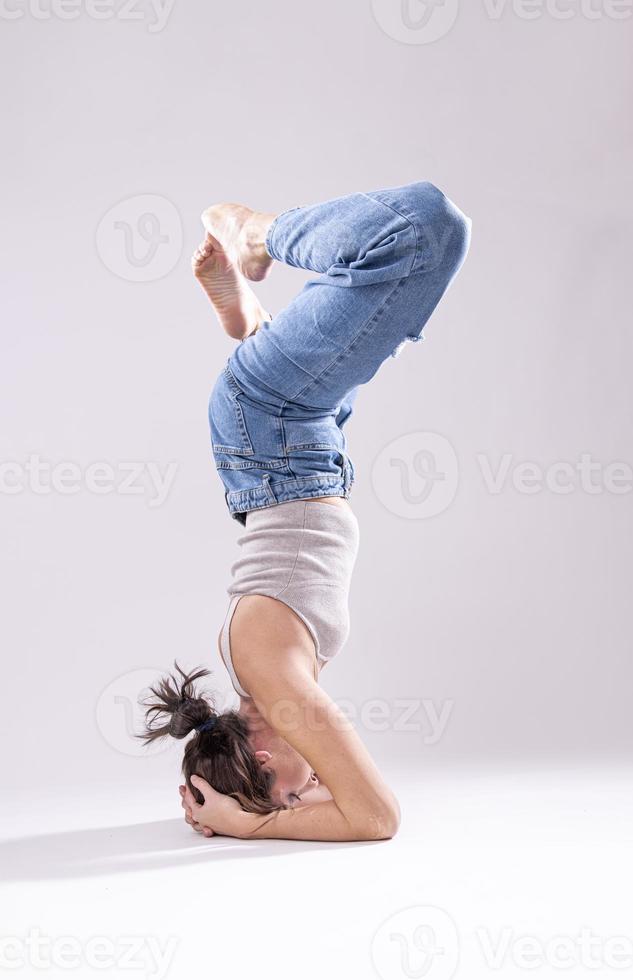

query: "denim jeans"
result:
(209, 180), (472, 524)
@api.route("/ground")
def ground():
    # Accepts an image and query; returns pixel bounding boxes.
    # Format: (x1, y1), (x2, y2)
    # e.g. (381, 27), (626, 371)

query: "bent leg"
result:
(335, 386), (360, 431)
(229, 181), (471, 414)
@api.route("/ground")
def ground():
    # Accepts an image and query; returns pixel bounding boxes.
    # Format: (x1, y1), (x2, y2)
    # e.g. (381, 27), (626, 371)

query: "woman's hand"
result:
(182, 775), (255, 839)
(179, 785), (214, 838)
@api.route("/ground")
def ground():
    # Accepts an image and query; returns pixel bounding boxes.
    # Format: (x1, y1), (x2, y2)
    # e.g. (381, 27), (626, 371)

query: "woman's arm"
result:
(185, 777), (396, 842)
(186, 596), (401, 842)
(246, 675), (400, 841)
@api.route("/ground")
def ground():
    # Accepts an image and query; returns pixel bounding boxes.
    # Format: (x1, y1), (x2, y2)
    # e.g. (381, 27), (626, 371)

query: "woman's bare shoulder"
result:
(230, 594), (319, 688)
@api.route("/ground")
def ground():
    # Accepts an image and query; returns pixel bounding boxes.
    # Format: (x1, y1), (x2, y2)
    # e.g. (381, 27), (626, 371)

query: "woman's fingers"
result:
(185, 804), (214, 836)
(190, 774), (214, 802)
(181, 777), (220, 837)
(183, 785), (198, 813)
(185, 776), (212, 815)
(179, 782), (214, 836)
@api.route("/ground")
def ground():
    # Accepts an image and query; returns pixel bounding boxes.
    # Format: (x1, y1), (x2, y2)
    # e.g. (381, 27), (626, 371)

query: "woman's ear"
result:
(254, 750), (272, 765)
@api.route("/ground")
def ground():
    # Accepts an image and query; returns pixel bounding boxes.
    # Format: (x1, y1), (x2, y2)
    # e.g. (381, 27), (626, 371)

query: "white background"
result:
(2, 2), (632, 978)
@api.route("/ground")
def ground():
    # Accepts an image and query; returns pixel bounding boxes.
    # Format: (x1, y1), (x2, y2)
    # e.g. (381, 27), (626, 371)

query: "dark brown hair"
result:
(139, 662), (288, 816)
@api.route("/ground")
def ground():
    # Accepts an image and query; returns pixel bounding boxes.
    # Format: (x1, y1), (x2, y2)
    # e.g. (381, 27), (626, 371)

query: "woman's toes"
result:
(204, 231), (223, 252)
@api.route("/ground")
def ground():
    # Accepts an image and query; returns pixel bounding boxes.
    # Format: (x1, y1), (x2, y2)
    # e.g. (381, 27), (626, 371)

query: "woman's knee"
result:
(404, 182), (472, 277)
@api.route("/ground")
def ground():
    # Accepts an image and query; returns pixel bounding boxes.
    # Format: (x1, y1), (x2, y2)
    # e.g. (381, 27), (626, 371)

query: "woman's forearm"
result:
(239, 799), (398, 843)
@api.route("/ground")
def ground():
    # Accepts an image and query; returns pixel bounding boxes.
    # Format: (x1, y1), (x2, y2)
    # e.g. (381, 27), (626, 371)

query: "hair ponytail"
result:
(140, 664), (216, 743)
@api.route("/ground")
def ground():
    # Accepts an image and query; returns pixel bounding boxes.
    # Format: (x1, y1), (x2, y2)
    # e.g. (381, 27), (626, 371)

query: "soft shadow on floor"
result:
(1, 819), (366, 882)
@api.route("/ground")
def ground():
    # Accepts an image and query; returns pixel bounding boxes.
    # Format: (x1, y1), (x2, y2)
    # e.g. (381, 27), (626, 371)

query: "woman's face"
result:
(254, 734), (319, 807)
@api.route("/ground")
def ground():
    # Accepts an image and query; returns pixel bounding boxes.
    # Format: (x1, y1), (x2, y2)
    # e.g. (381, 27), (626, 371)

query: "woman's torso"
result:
(218, 498), (359, 698)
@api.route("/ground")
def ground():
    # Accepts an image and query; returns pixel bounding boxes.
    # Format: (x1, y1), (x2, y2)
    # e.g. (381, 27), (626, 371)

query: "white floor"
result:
(2, 764), (631, 980)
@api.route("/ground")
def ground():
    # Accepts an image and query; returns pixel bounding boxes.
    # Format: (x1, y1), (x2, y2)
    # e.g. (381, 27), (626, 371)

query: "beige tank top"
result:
(219, 499), (360, 698)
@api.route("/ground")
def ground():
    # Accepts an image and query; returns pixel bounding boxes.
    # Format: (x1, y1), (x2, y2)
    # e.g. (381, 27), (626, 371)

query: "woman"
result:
(141, 181), (471, 842)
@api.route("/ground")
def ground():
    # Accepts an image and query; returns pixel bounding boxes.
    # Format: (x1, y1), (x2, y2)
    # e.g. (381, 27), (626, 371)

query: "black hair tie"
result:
(195, 716), (218, 734)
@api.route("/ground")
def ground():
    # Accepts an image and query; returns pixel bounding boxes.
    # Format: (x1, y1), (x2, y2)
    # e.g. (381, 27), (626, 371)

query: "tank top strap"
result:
(219, 594), (251, 699)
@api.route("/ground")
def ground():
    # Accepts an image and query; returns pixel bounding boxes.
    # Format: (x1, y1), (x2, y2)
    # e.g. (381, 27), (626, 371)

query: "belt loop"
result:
(340, 452), (352, 491)
(262, 473), (277, 504)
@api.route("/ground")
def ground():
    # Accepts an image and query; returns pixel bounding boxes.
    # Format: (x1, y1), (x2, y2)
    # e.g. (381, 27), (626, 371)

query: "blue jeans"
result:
(209, 180), (471, 524)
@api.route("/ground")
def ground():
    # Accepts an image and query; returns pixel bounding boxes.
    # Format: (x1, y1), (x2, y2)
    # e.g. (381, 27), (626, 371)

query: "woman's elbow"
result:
(379, 801), (402, 839)
(356, 800), (401, 841)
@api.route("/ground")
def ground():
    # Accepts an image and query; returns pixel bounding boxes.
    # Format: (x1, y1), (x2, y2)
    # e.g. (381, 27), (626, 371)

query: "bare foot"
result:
(201, 203), (276, 282)
(192, 233), (271, 341)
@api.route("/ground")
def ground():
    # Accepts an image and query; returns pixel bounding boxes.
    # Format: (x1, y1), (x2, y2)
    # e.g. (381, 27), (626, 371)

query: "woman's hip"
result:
(209, 364), (355, 523)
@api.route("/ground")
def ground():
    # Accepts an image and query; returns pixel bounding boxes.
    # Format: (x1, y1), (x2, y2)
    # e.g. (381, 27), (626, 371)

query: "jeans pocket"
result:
(283, 416), (347, 481)
(283, 416), (345, 453)
(286, 447), (347, 483)
(209, 367), (254, 456)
